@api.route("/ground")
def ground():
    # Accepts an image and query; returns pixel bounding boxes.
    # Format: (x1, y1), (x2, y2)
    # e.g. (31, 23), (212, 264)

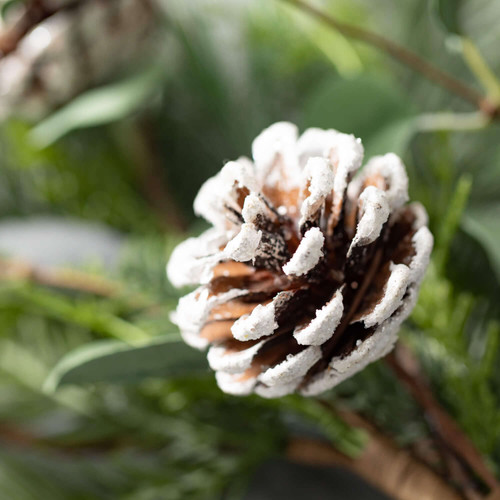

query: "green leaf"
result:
(462, 203), (500, 282)
(30, 66), (165, 147)
(447, 229), (500, 300)
(301, 75), (415, 158)
(434, 0), (463, 35)
(44, 335), (207, 392)
(433, 174), (472, 271)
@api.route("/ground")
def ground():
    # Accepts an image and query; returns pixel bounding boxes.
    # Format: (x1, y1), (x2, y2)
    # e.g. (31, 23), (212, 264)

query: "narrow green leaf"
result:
(44, 335), (207, 392)
(434, 174), (472, 271)
(30, 66), (165, 147)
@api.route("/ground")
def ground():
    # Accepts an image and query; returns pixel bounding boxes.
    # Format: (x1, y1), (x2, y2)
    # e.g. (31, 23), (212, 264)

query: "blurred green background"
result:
(0, 0), (499, 498)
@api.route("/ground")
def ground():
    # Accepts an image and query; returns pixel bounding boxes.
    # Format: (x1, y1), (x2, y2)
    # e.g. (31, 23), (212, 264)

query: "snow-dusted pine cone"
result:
(167, 122), (433, 397)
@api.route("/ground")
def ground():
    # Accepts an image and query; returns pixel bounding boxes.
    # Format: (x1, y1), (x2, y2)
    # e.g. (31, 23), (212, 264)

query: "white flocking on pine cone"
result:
(167, 122), (433, 398)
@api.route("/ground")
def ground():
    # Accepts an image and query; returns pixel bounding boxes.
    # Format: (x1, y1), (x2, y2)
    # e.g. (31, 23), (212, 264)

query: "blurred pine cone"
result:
(168, 122), (433, 397)
(0, 0), (157, 119)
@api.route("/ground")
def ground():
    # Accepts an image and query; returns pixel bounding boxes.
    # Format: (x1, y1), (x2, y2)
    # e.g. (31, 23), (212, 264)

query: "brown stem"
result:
(0, 257), (122, 297)
(386, 342), (499, 494)
(0, 0), (85, 57)
(288, 407), (464, 500)
(0, 422), (40, 447)
(122, 119), (188, 233)
(407, 436), (481, 500)
(436, 437), (484, 500)
(281, 0), (500, 119)
(0, 421), (139, 454)
(0, 0), (158, 59)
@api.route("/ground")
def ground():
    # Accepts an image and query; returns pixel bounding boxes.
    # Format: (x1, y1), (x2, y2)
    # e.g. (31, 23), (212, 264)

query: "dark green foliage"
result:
(302, 74), (416, 158)
(435, 0), (463, 35)
(44, 336), (207, 391)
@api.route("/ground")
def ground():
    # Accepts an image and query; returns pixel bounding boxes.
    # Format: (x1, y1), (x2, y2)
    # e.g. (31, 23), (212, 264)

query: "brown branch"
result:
(0, 0), (86, 57)
(408, 437), (481, 500)
(0, 421), (141, 454)
(281, 0), (500, 120)
(0, 422), (40, 448)
(287, 412), (464, 500)
(434, 436), (484, 500)
(0, 257), (127, 298)
(386, 342), (499, 494)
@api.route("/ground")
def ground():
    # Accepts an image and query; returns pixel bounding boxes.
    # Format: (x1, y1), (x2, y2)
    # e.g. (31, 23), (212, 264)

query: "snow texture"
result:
(231, 301), (278, 341)
(283, 227), (324, 276)
(293, 289), (344, 345)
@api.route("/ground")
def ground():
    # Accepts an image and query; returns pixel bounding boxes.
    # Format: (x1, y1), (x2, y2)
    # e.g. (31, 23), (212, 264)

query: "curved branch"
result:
(288, 430), (463, 500)
(281, 0), (500, 119)
(0, 0), (85, 57)
(0, 257), (122, 297)
(386, 343), (499, 494)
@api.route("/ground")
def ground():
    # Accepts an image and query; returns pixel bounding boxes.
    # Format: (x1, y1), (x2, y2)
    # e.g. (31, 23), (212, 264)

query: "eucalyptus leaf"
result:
(0, 0), (23, 21)
(363, 117), (416, 158)
(30, 66), (165, 147)
(44, 335), (207, 392)
(434, 0), (462, 35)
(462, 204), (500, 282)
(447, 230), (500, 309)
(301, 75), (415, 157)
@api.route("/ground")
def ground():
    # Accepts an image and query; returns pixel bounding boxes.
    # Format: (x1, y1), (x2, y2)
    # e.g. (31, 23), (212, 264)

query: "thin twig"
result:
(434, 437), (484, 500)
(0, 421), (152, 454)
(415, 111), (490, 132)
(0, 0), (85, 57)
(281, 0), (500, 119)
(460, 38), (500, 103)
(0, 257), (123, 297)
(386, 342), (499, 494)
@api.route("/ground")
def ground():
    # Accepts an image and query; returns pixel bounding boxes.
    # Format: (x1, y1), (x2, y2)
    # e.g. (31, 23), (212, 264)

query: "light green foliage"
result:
(0, 0), (500, 498)
(410, 263), (500, 463)
(30, 66), (168, 148)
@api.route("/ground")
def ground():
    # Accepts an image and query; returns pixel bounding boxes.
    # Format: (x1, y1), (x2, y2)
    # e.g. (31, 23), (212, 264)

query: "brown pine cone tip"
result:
(167, 122), (433, 398)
